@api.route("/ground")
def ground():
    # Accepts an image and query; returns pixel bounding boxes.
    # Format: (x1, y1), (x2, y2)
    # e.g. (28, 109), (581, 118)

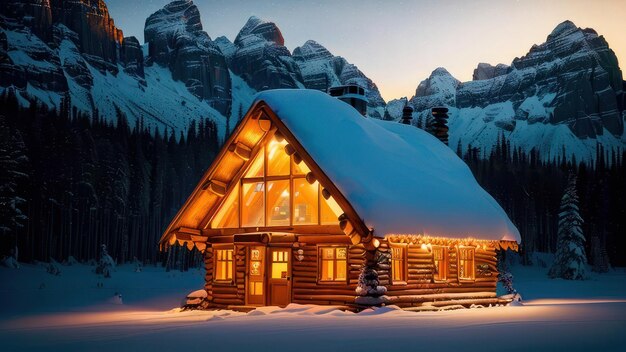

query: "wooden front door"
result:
(268, 248), (291, 307)
(246, 246), (266, 305)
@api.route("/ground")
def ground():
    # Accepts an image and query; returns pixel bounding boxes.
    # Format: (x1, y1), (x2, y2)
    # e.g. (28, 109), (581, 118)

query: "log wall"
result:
(379, 239), (500, 308)
(202, 238), (502, 310)
(291, 243), (364, 306)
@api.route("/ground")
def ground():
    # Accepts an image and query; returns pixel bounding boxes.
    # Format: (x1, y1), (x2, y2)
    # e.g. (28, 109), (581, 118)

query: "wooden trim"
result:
(202, 225), (343, 237)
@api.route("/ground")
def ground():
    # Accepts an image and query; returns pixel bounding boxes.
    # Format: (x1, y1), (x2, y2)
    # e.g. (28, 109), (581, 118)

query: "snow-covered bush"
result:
(95, 244), (115, 278)
(64, 256), (79, 266)
(549, 173), (587, 280)
(132, 256), (143, 272)
(46, 258), (62, 276)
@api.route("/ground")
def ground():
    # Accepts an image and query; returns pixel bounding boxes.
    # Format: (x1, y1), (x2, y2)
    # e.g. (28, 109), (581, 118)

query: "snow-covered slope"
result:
(0, 0), (230, 138)
(401, 21), (625, 162)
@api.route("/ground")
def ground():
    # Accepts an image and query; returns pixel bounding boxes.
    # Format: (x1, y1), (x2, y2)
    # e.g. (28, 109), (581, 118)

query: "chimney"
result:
(401, 104), (413, 125)
(431, 107), (449, 145)
(328, 85), (368, 116)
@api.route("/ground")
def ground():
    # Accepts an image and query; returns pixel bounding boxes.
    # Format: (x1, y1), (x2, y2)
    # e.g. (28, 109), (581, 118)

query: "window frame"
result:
(432, 245), (449, 283)
(213, 245), (235, 285)
(390, 243), (408, 285)
(317, 245), (349, 284)
(457, 246), (476, 283)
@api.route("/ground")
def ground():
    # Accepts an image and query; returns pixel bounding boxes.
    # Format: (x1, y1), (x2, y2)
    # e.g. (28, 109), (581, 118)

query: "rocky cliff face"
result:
(229, 16), (303, 90)
(144, 0), (231, 115)
(405, 21), (625, 161)
(0, 0), (229, 137)
(292, 40), (386, 118)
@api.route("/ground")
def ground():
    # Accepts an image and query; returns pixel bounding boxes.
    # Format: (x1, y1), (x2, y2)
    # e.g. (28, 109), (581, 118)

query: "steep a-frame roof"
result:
(160, 89), (520, 250)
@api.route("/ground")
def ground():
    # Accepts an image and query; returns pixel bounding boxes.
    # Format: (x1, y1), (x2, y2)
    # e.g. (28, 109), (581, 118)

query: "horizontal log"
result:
(387, 291), (496, 303)
(295, 294), (355, 302)
(294, 288), (356, 296)
(293, 270), (318, 278)
(427, 298), (503, 307)
(212, 292), (243, 299)
(212, 298), (245, 305)
(292, 265), (318, 272)
(293, 277), (318, 284)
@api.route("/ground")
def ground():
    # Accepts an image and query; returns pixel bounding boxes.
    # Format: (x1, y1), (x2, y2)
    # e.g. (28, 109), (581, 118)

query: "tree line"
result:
(457, 135), (626, 268)
(1, 91), (625, 270)
(0, 92), (219, 269)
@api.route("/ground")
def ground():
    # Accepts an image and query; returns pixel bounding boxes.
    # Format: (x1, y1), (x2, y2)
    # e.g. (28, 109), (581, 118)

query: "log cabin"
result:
(159, 89), (521, 311)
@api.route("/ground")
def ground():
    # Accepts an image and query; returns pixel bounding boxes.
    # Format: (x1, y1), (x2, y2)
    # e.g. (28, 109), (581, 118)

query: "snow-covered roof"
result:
(255, 89), (520, 242)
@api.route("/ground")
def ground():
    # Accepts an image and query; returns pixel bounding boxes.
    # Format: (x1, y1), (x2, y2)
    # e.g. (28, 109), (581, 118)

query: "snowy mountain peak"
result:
(234, 16), (284, 46)
(292, 40), (333, 61)
(548, 20), (579, 39)
(403, 21), (625, 162)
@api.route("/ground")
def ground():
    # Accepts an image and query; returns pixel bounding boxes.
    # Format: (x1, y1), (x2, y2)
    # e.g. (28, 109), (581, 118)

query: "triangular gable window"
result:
(210, 133), (344, 229)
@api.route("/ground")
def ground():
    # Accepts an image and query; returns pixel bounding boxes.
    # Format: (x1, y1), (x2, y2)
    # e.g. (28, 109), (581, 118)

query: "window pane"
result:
(293, 179), (318, 225)
(267, 136), (290, 176)
(211, 184), (239, 228)
(322, 248), (335, 259)
(293, 158), (311, 175)
(335, 260), (347, 280)
(244, 149), (264, 178)
(272, 262), (288, 279)
(242, 181), (265, 227)
(321, 260), (334, 280)
(267, 180), (290, 226)
(320, 192), (342, 225)
(336, 248), (347, 259)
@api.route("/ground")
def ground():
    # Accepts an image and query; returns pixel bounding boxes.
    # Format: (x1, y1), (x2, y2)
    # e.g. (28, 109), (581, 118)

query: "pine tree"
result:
(549, 173), (587, 280)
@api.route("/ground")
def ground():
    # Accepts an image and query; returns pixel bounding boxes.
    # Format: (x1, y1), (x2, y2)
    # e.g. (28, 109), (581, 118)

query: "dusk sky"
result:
(107, 0), (626, 101)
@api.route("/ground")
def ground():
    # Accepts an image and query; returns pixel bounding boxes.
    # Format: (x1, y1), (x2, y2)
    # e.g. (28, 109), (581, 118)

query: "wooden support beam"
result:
(233, 142), (253, 161)
(202, 180), (227, 197)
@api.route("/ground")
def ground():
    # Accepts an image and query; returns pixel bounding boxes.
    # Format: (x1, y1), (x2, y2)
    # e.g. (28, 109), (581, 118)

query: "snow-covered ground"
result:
(0, 262), (625, 351)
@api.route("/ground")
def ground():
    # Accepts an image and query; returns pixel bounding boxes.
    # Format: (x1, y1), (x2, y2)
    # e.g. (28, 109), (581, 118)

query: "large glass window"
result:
(266, 180), (290, 226)
(211, 183), (239, 228)
(293, 179), (318, 225)
(210, 132), (345, 229)
(320, 193), (342, 225)
(244, 151), (264, 178)
(458, 247), (475, 281)
(319, 247), (347, 282)
(214, 248), (233, 281)
(242, 181), (264, 227)
(432, 246), (448, 282)
(266, 137), (290, 176)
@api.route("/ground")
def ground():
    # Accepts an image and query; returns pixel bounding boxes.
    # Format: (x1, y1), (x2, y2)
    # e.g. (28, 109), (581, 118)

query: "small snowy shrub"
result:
(96, 244), (116, 278)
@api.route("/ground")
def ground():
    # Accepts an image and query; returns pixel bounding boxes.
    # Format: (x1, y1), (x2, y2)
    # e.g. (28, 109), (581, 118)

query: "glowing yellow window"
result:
(293, 179), (318, 225)
(458, 247), (475, 281)
(271, 250), (289, 279)
(266, 180), (290, 226)
(211, 183), (239, 228)
(244, 149), (264, 178)
(242, 181), (264, 227)
(214, 249), (233, 281)
(266, 136), (290, 176)
(320, 191), (342, 225)
(432, 246), (448, 282)
(319, 247), (347, 282)
(391, 245), (406, 284)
